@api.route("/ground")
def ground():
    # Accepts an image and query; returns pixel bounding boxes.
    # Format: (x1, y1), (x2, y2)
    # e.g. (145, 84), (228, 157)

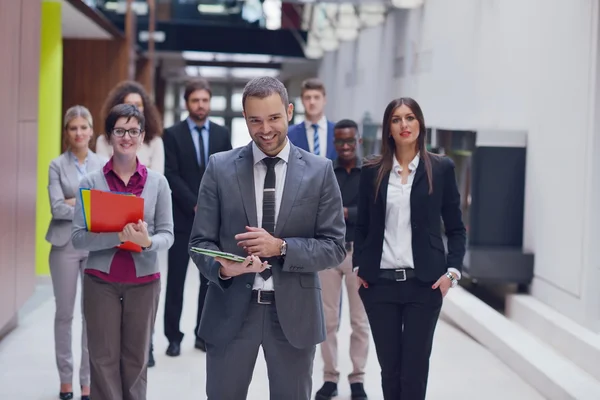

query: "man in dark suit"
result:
(287, 78), (337, 160)
(189, 76), (346, 399)
(163, 78), (232, 356)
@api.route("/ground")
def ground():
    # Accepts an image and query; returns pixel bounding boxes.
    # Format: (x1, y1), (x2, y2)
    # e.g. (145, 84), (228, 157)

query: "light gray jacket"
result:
(71, 168), (174, 277)
(45, 151), (106, 247)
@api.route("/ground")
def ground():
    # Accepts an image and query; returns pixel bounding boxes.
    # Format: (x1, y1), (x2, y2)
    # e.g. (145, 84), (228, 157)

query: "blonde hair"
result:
(64, 105), (93, 130)
(63, 105), (93, 150)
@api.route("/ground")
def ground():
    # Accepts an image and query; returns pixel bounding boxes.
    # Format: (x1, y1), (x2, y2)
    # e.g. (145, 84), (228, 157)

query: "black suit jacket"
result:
(163, 120), (232, 234)
(353, 155), (466, 283)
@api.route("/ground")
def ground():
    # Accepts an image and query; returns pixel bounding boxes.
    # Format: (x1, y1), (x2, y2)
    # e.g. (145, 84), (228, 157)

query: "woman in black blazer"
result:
(353, 97), (466, 400)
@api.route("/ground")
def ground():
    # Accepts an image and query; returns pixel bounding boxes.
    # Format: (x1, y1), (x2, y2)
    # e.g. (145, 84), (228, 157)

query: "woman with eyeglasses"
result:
(353, 98), (466, 400)
(72, 104), (174, 400)
(96, 80), (165, 366)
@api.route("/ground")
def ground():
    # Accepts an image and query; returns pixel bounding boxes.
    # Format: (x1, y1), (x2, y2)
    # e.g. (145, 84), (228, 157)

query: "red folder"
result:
(86, 189), (145, 252)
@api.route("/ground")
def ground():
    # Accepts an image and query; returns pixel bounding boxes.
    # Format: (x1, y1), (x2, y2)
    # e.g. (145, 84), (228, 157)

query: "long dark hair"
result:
(366, 97), (434, 200)
(100, 80), (162, 144)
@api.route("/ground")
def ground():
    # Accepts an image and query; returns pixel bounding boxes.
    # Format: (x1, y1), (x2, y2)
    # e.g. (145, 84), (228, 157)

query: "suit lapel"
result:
(326, 121), (336, 159)
(61, 153), (80, 192)
(180, 121), (201, 170)
(297, 123), (310, 152)
(378, 169), (391, 217)
(235, 143), (258, 227)
(275, 145), (305, 237)
(410, 158), (428, 214)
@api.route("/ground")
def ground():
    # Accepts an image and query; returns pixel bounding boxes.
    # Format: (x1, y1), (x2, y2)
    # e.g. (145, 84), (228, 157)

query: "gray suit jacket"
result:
(45, 151), (106, 247)
(189, 142), (346, 349)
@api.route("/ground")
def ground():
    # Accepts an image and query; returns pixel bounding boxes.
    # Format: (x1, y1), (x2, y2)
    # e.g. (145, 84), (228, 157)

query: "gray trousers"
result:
(49, 242), (90, 386)
(83, 274), (160, 400)
(206, 302), (316, 400)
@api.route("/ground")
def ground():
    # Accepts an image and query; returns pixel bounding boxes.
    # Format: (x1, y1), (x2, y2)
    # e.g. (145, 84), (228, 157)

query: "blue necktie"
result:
(312, 124), (320, 156)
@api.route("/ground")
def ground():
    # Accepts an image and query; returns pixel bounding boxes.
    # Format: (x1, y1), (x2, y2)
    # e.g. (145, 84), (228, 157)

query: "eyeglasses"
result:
(334, 138), (357, 146)
(112, 128), (142, 138)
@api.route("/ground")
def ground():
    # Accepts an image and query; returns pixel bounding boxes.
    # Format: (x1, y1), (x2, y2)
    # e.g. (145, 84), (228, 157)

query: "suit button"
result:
(245, 284), (251, 289)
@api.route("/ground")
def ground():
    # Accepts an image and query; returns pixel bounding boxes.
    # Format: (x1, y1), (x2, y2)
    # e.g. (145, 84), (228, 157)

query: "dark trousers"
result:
(164, 231), (207, 343)
(206, 302), (316, 400)
(83, 274), (161, 400)
(359, 277), (443, 400)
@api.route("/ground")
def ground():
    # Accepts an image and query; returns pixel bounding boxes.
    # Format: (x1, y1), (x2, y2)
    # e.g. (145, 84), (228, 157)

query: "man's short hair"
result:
(301, 78), (326, 96)
(334, 119), (359, 135)
(184, 78), (212, 101)
(242, 77), (289, 110)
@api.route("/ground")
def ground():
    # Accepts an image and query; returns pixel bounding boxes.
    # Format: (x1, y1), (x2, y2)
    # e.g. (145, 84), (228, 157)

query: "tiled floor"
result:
(0, 258), (545, 399)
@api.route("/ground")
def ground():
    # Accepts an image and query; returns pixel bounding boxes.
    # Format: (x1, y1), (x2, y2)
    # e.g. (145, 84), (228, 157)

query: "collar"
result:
(187, 117), (210, 133)
(392, 152), (420, 174)
(304, 115), (327, 130)
(103, 156), (145, 176)
(252, 139), (291, 166)
(333, 156), (362, 170)
(70, 151), (88, 164)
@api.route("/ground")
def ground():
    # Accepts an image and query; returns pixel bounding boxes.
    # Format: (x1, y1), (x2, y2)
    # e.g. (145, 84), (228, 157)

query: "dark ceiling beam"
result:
(186, 60), (282, 69)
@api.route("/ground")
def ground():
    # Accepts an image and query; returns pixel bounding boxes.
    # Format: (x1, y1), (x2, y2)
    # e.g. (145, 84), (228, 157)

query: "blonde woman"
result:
(46, 105), (106, 400)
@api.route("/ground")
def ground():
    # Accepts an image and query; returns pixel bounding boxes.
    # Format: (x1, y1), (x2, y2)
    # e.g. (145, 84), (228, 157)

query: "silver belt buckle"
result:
(257, 289), (271, 304)
(395, 269), (407, 282)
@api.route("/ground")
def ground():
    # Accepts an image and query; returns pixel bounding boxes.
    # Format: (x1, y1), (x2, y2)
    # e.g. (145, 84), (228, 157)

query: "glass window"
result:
(211, 95), (227, 111)
(231, 117), (251, 148)
(294, 97), (305, 113)
(209, 116), (226, 126)
(180, 110), (189, 121)
(294, 114), (305, 125)
(231, 89), (243, 112)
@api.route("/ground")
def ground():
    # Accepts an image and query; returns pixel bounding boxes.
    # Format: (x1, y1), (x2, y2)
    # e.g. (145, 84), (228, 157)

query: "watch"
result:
(280, 239), (287, 256)
(446, 271), (458, 288)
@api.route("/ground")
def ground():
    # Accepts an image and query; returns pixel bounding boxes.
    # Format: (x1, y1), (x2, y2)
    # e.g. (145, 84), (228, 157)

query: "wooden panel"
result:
(18, 0), (41, 121)
(0, 0), (22, 330)
(62, 39), (130, 150)
(15, 121), (38, 306)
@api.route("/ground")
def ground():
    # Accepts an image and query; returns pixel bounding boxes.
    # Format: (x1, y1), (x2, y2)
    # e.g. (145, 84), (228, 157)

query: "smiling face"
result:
(243, 93), (294, 156)
(389, 104), (420, 148)
(334, 127), (360, 162)
(65, 116), (92, 151)
(109, 116), (144, 158)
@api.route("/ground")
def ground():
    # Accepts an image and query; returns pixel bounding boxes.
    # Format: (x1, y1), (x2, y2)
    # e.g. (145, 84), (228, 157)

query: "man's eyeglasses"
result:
(334, 138), (357, 146)
(112, 128), (142, 138)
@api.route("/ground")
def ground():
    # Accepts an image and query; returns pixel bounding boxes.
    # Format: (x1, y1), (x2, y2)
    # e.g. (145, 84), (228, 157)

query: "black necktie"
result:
(196, 126), (206, 168)
(260, 157), (279, 280)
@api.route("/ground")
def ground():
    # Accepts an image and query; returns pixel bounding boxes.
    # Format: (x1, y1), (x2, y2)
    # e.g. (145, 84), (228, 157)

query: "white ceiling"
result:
(57, 0), (113, 39)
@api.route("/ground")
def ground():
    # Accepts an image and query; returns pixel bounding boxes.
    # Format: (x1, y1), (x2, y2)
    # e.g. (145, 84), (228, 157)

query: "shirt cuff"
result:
(218, 269), (232, 280)
(447, 267), (461, 280)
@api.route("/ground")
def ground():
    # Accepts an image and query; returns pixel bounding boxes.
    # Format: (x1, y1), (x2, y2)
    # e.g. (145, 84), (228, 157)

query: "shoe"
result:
(350, 382), (368, 400)
(195, 338), (206, 352)
(81, 396), (90, 400)
(148, 347), (156, 367)
(315, 382), (338, 400)
(166, 342), (181, 357)
(58, 392), (73, 400)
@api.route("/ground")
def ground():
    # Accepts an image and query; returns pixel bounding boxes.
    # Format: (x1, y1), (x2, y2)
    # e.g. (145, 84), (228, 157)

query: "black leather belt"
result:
(379, 268), (416, 281)
(251, 290), (275, 304)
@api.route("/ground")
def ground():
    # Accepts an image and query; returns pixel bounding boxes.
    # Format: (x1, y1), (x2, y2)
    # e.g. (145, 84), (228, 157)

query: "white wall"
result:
(319, 0), (600, 331)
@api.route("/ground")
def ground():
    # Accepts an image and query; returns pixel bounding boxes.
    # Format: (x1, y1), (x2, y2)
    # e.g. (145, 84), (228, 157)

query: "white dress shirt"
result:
(380, 154), (461, 279)
(304, 115), (328, 157)
(251, 139), (291, 290)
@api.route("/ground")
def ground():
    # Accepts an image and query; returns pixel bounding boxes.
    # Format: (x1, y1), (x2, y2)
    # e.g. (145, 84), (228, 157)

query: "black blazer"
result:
(163, 120), (232, 234)
(353, 155), (466, 283)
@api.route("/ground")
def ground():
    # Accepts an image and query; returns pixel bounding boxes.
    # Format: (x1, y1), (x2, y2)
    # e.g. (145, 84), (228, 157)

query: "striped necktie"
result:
(260, 157), (280, 280)
(312, 123), (320, 156)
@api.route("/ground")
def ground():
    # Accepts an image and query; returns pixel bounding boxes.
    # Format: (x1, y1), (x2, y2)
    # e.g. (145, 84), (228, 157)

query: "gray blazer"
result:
(189, 142), (346, 349)
(71, 169), (175, 277)
(45, 151), (106, 247)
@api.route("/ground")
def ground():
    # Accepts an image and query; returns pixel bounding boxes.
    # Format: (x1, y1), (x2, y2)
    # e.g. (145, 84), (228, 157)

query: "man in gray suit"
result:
(188, 76), (346, 400)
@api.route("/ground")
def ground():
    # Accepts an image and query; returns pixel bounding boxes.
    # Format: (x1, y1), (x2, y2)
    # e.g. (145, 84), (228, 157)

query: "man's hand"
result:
(194, 205), (197, 213)
(235, 226), (282, 258)
(65, 198), (76, 207)
(216, 254), (268, 278)
(343, 207), (348, 219)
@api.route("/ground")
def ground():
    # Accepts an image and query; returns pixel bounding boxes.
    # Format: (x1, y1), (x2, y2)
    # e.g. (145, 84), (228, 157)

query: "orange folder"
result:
(80, 188), (145, 252)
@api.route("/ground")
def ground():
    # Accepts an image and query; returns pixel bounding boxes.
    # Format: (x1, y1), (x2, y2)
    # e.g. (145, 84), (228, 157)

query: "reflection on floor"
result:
(0, 259), (544, 400)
